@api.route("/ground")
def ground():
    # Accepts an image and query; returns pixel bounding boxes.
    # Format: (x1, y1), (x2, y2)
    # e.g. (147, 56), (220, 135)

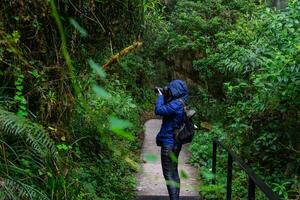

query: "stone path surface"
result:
(136, 119), (199, 197)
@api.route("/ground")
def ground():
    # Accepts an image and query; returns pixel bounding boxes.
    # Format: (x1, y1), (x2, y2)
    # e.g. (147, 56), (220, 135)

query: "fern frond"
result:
(0, 108), (57, 159)
(0, 178), (49, 200)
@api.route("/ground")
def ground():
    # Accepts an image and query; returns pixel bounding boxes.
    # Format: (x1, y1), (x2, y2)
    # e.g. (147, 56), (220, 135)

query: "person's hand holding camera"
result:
(154, 87), (163, 96)
(157, 88), (162, 96)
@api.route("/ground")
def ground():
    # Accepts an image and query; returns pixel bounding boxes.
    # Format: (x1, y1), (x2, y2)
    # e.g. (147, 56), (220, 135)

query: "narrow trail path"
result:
(136, 119), (200, 198)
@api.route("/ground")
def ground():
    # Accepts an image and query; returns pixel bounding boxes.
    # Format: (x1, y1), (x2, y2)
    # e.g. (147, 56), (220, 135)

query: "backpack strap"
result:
(178, 98), (187, 112)
(172, 99), (187, 130)
(178, 98), (188, 122)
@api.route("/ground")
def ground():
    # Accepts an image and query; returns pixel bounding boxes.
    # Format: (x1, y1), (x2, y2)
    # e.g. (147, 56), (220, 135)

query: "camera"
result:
(154, 86), (169, 95)
(154, 86), (172, 101)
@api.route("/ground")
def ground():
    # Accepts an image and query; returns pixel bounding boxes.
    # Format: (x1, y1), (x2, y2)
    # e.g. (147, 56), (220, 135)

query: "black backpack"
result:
(174, 99), (196, 144)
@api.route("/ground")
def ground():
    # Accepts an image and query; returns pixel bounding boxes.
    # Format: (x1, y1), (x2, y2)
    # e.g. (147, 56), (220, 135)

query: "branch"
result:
(103, 41), (142, 69)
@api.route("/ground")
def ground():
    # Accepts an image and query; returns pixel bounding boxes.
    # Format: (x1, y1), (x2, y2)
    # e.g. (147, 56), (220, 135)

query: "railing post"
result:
(226, 153), (233, 200)
(248, 177), (255, 200)
(211, 139), (280, 200)
(212, 140), (217, 184)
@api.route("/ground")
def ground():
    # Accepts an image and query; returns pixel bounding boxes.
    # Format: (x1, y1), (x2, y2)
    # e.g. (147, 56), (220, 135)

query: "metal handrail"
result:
(212, 138), (281, 200)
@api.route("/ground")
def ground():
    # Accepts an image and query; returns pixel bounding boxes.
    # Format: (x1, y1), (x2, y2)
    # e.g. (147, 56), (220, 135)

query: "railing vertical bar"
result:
(248, 177), (255, 200)
(212, 139), (280, 200)
(212, 140), (217, 184)
(226, 153), (233, 200)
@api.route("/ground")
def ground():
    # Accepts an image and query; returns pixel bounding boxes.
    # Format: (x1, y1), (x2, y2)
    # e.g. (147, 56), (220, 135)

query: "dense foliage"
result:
(0, 0), (299, 199)
(149, 0), (299, 199)
(0, 0), (144, 199)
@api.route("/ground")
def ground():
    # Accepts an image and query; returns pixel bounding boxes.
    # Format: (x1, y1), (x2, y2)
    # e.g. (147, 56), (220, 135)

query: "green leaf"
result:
(166, 180), (180, 188)
(110, 128), (134, 141)
(92, 85), (110, 99)
(201, 170), (215, 180)
(144, 153), (158, 162)
(28, 70), (40, 78)
(108, 116), (133, 129)
(14, 96), (21, 101)
(16, 111), (28, 117)
(69, 18), (88, 37)
(179, 170), (189, 179)
(109, 116), (134, 141)
(16, 85), (23, 91)
(88, 59), (106, 79)
(19, 105), (26, 111)
(169, 152), (178, 163)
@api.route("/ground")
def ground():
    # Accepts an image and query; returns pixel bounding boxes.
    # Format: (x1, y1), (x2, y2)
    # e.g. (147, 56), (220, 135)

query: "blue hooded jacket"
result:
(155, 80), (189, 147)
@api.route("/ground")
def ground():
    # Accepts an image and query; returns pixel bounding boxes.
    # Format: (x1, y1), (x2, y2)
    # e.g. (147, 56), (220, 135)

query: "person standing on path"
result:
(154, 80), (189, 200)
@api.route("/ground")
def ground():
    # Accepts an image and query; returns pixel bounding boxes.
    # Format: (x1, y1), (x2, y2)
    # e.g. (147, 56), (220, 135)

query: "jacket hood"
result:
(168, 80), (189, 102)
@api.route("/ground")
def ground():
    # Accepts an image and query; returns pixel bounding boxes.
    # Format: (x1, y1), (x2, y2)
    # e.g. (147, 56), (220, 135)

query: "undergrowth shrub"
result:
(0, 107), (59, 200)
(63, 78), (141, 199)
